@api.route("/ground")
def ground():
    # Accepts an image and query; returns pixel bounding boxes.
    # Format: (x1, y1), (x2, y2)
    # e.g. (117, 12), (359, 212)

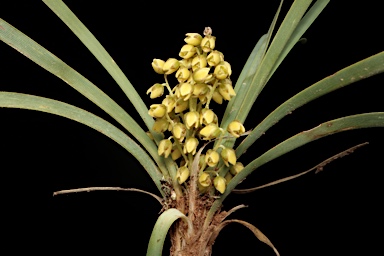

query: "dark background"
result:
(1, 1), (383, 255)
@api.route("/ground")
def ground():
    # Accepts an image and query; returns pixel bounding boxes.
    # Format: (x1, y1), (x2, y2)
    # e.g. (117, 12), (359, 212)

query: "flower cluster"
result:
(148, 27), (245, 194)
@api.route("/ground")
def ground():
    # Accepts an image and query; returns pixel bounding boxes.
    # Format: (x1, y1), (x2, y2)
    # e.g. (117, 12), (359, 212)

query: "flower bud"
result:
(179, 58), (192, 69)
(183, 137), (199, 155)
(199, 172), (211, 187)
(220, 147), (237, 166)
(227, 120), (245, 138)
(191, 55), (207, 71)
(176, 166), (190, 184)
(162, 58), (180, 75)
(162, 95), (177, 113)
(146, 83), (164, 99)
(175, 67), (191, 83)
(199, 123), (222, 140)
(205, 149), (220, 167)
(153, 117), (169, 133)
(214, 63), (230, 80)
(184, 33), (203, 46)
(172, 122), (187, 142)
(148, 104), (166, 118)
(158, 139), (172, 158)
(179, 44), (196, 59)
(206, 51), (222, 67)
(184, 111), (200, 129)
(178, 83), (193, 101)
(175, 98), (189, 113)
(200, 36), (216, 52)
(218, 79), (236, 101)
(230, 162), (244, 175)
(200, 108), (218, 125)
(193, 67), (211, 83)
(151, 59), (165, 74)
(213, 176), (226, 194)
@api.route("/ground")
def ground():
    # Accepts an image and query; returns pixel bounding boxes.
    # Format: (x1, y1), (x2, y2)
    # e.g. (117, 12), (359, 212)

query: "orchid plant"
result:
(1, 0), (383, 255)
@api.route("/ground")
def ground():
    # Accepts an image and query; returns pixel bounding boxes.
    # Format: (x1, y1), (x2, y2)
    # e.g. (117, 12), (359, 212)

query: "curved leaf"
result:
(209, 112), (384, 215)
(146, 208), (192, 256)
(0, 92), (165, 197)
(0, 18), (169, 177)
(236, 51), (384, 157)
(41, 0), (160, 141)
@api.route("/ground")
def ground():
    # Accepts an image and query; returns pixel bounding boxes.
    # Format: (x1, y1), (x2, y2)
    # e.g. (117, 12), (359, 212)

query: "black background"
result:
(1, 1), (383, 255)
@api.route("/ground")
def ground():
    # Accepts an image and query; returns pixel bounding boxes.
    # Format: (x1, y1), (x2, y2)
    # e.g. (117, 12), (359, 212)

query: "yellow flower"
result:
(199, 123), (222, 140)
(224, 172), (233, 184)
(214, 63), (230, 80)
(191, 55), (207, 71)
(162, 58), (180, 74)
(176, 166), (190, 184)
(220, 147), (237, 166)
(200, 35), (216, 52)
(175, 67), (191, 83)
(151, 59), (165, 74)
(171, 145), (182, 161)
(148, 104), (166, 118)
(184, 111), (200, 129)
(205, 149), (220, 167)
(218, 79), (236, 101)
(146, 83), (164, 99)
(192, 83), (209, 98)
(172, 122), (187, 142)
(212, 89), (223, 104)
(198, 172), (211, 187)
(162, 95), (176, 113)
(158, 139), (172, 158)
(200, 108), (217, 125)
(184, 33), (203, 46)
(174, 98), (189, 113)
(183, 137), (199, 155)
(207, 51), (222, 67)
(227, 120), (245, 138)
(177, 83), (193, 101)
(152, 117), (169, 133)
(193, 67), (211, 83)
(230, 162), (244, 175)
(213, 176), (226, 194)
(179, 44), (196, 59)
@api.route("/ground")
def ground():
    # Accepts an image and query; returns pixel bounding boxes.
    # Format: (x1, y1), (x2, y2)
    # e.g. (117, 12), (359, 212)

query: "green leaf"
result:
(215, 112), (384, 205)
(227, 0), (313, 125)
(147, 208), (192, 256)
(267, 0), (330, 81)
(0, 18), (169, 177)
(41, 0), (159, 140)
(0, 92), (165, 196)
(237, 51), (384, 157)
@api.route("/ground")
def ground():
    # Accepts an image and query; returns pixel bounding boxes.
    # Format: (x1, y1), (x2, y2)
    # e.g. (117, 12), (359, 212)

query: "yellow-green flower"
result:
(199, 123), (222, 140)
(172, 122), (187, 142)
(214, 63), (230, 80)
(162, 95), (177, 113)
(179, 44), (196, 59)
(191, 55), (207, 71)
(230, 162), (244, 175)
(176, 166), (190, 184)
(184, 111), (200, 129)
(213, 176), (226, 194)
(177, 83), (193, 101)
(224, 172), (233, 184)
(220, 147), (237, 166)
(200, 108), (217, 125)
(200, 35), (216, 52)
(151, 59), (165, 74)
(158, 139), (172, 158)
(212, 89), (223, 104)
(184, 33), (203, 46)
(174, 98), (189, 113)
(162, 58), (180, 74)
(148, 104), (166, 118)
(152, 117), (169, 133)
(218, 79), (236, 101)
(207, 51), (221, 67)
(183, 137), (199, 155)
(227, 120), (245, 138)
(198, 172), (211, 187)
(146, 83), (164, 99)
(175, 67), (191, 83)
(205, 149), (220, 167)
(193, 67), (211, 83)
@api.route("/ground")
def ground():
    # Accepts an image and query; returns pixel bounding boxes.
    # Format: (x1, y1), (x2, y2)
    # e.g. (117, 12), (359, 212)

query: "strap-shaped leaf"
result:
(41, 0), (159, 140)
(0, 92), (165, 196)
(147, 208), (192, 256)
(0, 18), (169, 177)
(237, 51), (384, 157)
(205, 112), (384, 225)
